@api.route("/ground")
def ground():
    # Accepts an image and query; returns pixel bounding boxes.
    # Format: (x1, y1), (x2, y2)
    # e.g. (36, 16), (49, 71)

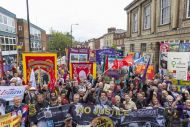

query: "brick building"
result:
(17, 19), (47, 52)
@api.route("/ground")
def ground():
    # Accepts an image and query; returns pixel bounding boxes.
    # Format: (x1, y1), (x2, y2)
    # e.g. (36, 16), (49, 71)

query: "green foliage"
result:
(112, 44), (117, 49)
(48, 30), (72, 57)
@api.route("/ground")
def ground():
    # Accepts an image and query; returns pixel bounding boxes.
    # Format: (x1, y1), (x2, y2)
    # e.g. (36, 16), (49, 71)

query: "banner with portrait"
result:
(69, 63), (96, 81)
(22, 53), (57, 84)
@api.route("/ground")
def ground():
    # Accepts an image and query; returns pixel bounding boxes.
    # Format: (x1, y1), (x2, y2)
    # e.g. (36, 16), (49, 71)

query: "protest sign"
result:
(0, 86), (25, 101)
(0, 112), (21, 127)
(36, 104), (166, 127)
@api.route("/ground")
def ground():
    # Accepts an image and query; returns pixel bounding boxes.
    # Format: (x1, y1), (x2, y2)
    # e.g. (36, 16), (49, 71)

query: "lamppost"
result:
(70, 24), (79, 47)
(26, 0), (31, 51)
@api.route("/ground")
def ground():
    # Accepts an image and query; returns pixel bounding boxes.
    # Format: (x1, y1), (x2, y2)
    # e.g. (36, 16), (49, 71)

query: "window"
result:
(0, 14), (2, 23)
(3, 16), (7, 24)
(130, 44), (135, 52)
(5, 38), (8, 44)
(0, 37), (4, 44)
(144, 5), (151, 29)
(141, 43), (147, 52)
(18, 26), (22, 31)
(133, 12), (138, 32)
(13, 39), (16, 44)
(187, 0), (190, 18)
(9, 38), (12, 44)
(160, 0), (170, 25)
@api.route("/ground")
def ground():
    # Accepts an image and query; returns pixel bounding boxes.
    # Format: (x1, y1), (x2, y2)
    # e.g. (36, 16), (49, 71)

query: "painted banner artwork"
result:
(89, 50), (96, 62)
(68, 48), (89, 63)
(160, 52), (168, 70)
(70, 63), (96, 81)
(179, 41), (190, 52)
(160, 42), (169, 52)
(36, 104), (166, 127)
(96, 49), (116, 64)
(142, 52), (154, 64)
(0, 51), (3, 78)
(169, 41), (180, 52)
(22, 53), (57, 84)
(135, 65), (155, 80)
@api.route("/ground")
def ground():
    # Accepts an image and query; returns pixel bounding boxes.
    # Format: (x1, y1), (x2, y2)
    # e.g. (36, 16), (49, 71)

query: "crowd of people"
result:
(1, 67), (190, 127)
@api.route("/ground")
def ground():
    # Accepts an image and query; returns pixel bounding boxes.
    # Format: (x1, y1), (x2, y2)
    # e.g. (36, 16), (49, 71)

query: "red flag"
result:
(112, 60), (124, 70)
(112, 59), (118, 70)
(122, 55), (134, 66)
(48, 68), (56, 91)
(105, 55), (109, 73)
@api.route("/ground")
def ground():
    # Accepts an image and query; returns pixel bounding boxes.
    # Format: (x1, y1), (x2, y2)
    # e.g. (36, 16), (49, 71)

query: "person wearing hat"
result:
(24, 85), (37, 104)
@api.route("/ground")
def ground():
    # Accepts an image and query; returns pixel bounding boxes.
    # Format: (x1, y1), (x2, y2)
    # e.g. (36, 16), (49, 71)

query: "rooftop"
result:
(17, 18), (46, 32)
(124, 0), (138, 11)
(0, 6), (16, 18)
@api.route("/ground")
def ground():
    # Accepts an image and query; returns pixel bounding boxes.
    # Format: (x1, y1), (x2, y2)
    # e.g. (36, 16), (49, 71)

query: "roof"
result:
(0, 7), (16, 18)
(124, 0), (138, 11)
(17, 18), (46, 32)
(115, 29), (126, 34)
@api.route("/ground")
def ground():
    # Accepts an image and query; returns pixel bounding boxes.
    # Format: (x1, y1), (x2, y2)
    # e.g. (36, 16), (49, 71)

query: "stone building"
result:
(124, 0), (190, 71)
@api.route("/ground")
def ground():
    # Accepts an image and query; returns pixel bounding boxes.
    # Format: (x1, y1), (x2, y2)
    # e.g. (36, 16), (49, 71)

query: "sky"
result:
(0, 0), (133, 42)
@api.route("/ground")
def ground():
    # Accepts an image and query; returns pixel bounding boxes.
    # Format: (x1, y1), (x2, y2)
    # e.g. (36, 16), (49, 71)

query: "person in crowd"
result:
(96, 91), (112, 106)
(6, 96), (25, 113)
(123, 94), (137, 110)
(35, 93), (49, 112)
(113, 95), (124, 109)
(60, 90), (69, 105)
(171, 85), (179, 98)
(50, 96), (58, 107)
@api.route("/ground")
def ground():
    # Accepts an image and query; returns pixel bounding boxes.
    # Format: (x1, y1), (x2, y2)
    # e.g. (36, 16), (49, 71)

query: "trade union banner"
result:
(69, 63), (96, 81)
(96, 49), (116, 64)
(0, 86), (25, 101)
(22, 53), (57, 84)
(36, 104), (166, 127)
(67, 48), (89, 64)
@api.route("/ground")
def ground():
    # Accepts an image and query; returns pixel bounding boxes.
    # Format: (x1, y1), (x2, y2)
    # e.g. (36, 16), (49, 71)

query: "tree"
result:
(112, 44), (118, 49)
(48, 30), (72, 57)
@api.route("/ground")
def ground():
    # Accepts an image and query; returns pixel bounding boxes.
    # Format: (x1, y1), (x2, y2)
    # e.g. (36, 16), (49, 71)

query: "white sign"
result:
(0, 86), (25, 101)
(167, 52), (190, 80)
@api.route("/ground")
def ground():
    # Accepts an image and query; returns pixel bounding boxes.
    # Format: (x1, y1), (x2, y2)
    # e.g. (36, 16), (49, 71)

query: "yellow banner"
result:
(171, 79), (190, 86)
(0, 113), (21, 127)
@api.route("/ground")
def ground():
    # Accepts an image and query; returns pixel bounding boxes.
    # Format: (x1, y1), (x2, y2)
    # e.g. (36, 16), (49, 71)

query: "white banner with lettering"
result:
(0, 86), (25, 101)
(167, 52), (190, 81)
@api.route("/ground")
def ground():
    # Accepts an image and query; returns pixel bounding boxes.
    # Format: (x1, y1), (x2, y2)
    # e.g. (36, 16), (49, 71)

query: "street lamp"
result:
(70, 24), (79, 47)
(26, 0), (31, 51)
